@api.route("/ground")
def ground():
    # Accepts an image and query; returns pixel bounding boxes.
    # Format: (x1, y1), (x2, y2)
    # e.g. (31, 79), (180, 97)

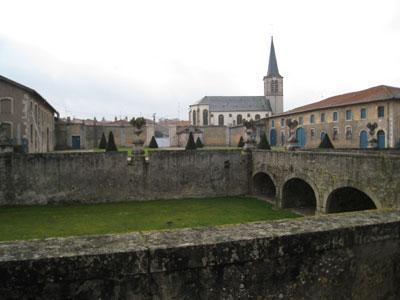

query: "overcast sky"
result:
(0, 0), (399, 121)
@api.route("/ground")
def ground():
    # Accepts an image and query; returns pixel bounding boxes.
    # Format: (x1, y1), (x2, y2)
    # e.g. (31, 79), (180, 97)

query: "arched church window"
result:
(218, 114), (224, 126)
(203, 109), (208, 126)
(237, 114), (243, 124)
(255, 114), (261, 121)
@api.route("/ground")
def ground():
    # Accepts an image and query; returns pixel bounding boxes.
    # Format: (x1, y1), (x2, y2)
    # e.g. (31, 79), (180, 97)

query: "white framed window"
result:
(345, 126), (352, 140)
(345, 110), (352, 121)
(333, 127), (339, 140)
(333, 111), (338, 122)
(320, 113), (325, 123)
(310, 128), (316, 140)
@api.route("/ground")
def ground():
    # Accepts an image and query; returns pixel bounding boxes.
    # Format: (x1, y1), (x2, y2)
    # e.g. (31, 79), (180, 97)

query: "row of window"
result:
(309, 126), (353, 141)
(192, 109), (267, 126)
(272, 126), (385, 145)
(271, 106), (385, 128)
(216, 114), (262, 126)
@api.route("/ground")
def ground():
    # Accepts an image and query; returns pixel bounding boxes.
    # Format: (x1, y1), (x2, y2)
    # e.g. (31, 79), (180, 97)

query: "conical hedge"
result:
(99, 132), (107, 149)
(319, 133), (334, 149)
(106, 131), (118, 152)
(195, 137), (204, 148)
(237, 136), (244, 148)
(185, 132), (197, 150)
(257, 132), (271, 150)
(149, 136), (158, 148)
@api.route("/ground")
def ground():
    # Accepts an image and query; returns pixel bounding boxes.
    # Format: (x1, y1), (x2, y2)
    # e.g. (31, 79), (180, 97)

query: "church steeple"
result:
(267, 37), (282, 78)
(264, 36), (284, 114)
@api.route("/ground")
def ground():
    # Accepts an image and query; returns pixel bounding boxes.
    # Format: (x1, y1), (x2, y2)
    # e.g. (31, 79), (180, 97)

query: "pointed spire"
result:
(267, 37), (282, 78)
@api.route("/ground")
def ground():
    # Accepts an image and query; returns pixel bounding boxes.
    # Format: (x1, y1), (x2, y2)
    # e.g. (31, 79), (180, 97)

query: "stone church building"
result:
(189, 38), (283, 127)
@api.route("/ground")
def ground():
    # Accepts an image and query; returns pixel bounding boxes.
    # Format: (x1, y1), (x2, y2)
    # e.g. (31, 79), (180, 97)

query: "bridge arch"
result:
(325, 183), (381, 213)
(281, 174), (319, 213)
(252, 171), (277, 198)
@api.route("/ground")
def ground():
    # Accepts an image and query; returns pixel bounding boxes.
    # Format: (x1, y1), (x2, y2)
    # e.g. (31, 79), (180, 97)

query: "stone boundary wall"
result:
(298, 148), (400, 155)
(0, 210), (399, 299)
(130, 149), (249, 201)
(0, 150), (249, 206)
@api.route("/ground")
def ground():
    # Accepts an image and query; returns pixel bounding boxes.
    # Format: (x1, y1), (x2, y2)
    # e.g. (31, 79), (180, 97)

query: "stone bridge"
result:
(251, 150), (400, 214)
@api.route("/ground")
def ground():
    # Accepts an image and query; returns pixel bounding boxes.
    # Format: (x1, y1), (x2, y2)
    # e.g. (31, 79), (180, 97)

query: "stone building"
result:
(188, 37), (283, 127)
(0, 75), (58, 153)
(266, 85), (400, 149)
(55, 117), (154, 150)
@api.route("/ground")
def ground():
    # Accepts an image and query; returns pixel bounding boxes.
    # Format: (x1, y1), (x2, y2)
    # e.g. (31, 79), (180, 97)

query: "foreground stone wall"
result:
(0, 150), (249, 205)
(252, 150), (400, 212)
(0, 210), (399, 299)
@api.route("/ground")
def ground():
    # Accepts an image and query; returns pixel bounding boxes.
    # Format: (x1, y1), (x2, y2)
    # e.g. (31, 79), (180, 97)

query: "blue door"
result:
(377, 130), (385, 149)
(359, 130), (368, 149)
(270, 129), (277, 146)
(296, 127), (306, 148)
(72, 136), (81, 149)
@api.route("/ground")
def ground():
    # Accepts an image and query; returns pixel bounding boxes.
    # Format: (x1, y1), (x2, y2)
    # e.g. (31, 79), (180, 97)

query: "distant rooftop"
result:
(194, 96), (272, 112)
(275, 85), (400, 117)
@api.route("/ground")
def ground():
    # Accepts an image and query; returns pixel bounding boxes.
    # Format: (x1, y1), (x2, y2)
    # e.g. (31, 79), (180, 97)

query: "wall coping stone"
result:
(253, 149), (400, 159)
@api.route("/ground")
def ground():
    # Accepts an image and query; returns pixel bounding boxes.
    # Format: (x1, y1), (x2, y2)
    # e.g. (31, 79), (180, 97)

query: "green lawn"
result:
(0, 197), (300, 242)
(96, 147), (165, 156)
(96, 146), (243, 156)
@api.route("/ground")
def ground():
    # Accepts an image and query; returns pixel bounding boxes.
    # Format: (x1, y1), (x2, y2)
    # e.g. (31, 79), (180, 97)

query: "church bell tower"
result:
(264, 37), (283, 114)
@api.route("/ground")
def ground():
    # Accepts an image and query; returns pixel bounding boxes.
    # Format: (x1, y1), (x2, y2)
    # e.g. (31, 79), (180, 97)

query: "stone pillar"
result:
(132, 127), (145, 156)
(243, 120), (256, 151)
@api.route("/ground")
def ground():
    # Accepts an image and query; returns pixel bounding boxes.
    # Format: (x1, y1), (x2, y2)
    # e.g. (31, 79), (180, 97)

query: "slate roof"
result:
(0, 74), (58, 115)
(276, 85), (400, 117)
(266, 37), (282, 78)
(194, 96), (272, 112)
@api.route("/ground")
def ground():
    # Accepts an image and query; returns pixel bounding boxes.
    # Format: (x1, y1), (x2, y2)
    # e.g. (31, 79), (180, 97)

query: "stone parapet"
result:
(0, 210), (399, 299)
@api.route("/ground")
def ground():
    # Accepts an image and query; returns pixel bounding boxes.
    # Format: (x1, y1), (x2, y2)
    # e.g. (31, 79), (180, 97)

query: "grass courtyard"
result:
(95, 146), (243, 156)
(0, 197), (300, 242)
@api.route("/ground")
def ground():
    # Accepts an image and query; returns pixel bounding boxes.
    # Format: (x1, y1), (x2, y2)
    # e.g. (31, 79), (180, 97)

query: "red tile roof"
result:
(276, 85), (400, 117)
